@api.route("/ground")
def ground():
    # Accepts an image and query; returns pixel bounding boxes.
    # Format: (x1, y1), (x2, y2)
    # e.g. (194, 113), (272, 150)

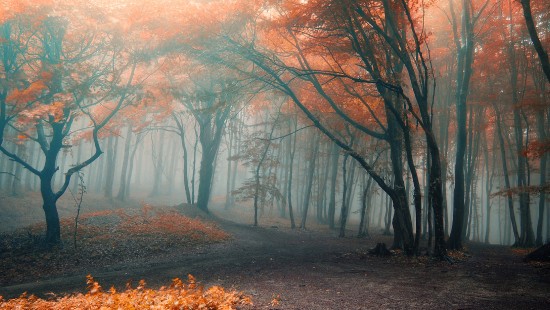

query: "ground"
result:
(1, 198), (549, 309)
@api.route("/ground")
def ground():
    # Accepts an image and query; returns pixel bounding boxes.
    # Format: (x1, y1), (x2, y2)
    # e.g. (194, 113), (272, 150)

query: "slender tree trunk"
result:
(339, 154), (350, 238)
(116, 125), (132, 201)
(280, 129), (291, 218)
(71, 141), (83, 194)
(125, 134), (141, 199)
(134, 140), (144, 188)
(536, 114), (547, 245)
(225, 123), (234, 209)
(10, 143), (23, 196)
(317, 142), (330, 223)
(300, 132), (319, 229)
(484, 132), (496, 244)
(104, 136), (117, 199)
(508, 6), (535, 246)
(493, 103), (521, 244)
(328, 142), (339, 229)
(229, 121), (241, 208)
(287, 119), (297, 229)
(191, 125), (199, 204)
(25, 143), (35, 191)
(176, 129), (192, 204)
(340, 155), (357, 237)
(166, 138), (178, 195)
(150, 130), (166, 197)
(448, 0), (475, 249)
(358, 175), (374, 238)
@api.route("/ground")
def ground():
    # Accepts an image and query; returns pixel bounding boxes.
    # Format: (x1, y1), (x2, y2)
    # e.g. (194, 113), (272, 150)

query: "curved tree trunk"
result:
(519, 0), (550, 83)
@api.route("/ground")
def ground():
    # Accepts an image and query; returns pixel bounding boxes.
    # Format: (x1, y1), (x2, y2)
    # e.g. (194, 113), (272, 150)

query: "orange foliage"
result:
(0, 206), (231, 287)
(6, 80), (48, 106)
(72, 207), (231, 244)
(0, 275), (252, 309)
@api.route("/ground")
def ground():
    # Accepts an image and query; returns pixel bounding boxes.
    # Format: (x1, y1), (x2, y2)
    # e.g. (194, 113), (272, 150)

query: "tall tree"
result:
(0, 7), (140, 244)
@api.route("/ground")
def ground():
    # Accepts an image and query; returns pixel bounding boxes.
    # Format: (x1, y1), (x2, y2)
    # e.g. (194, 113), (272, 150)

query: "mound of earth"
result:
(0, 205), (229, 287)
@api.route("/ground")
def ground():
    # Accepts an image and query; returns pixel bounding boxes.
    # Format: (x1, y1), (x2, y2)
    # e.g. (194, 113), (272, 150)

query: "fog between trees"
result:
(0, 0), (549, 258)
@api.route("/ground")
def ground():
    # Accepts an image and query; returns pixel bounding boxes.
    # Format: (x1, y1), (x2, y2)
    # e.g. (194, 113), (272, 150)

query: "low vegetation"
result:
(0, 274), (252, 309)
(0, 206), (230, 286)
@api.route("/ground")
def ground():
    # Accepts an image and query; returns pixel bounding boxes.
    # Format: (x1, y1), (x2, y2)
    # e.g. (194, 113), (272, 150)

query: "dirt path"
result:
(1, 217), (549, 309)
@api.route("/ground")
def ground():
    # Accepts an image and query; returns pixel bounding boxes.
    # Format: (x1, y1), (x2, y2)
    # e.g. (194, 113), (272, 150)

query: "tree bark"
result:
(519, 0), (550, 83)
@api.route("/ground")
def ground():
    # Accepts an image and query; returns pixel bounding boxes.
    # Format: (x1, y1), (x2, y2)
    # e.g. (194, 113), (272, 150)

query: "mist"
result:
(0, 0), (549, 308)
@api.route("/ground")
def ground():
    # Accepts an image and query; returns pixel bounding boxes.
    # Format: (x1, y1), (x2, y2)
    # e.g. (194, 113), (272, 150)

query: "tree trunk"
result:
(116, 125), (132, 201)
(494, 103), (521, 244)
(42, 188), (61, 245)
(225, 123), (234, 209)
(71, 141), (83, 194)
(166, 138), (178, 195)
(150, 130), (165, 197)
(536, 113), (547, 245)
(519, 0), (550, 83)
(448, 0), (475, 249)
(340, 155), (350, 237)
(508, 8), (535, 246)
(317, 142), (331, 223)
(10, 143), (23, 196)
(287, 124), (297, 229)
(328, 142), (339, 229)
(300, 132), (319, 229)
(39, 126), (64, 245)
(125, 133), (141, 199)
(484, 132), (496, 244)
(358, 175), (374, 238)
(104, 136), (117, 199)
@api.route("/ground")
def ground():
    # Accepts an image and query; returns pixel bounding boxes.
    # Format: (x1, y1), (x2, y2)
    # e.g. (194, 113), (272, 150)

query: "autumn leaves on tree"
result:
(0, 0), (549, 257)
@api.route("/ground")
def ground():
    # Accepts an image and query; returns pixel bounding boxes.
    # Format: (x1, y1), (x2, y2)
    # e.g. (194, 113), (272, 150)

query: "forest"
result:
(0, 0), (549, 309)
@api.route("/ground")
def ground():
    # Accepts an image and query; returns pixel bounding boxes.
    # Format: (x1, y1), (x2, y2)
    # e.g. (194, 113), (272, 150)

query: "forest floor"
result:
(1, 199), (550, 309)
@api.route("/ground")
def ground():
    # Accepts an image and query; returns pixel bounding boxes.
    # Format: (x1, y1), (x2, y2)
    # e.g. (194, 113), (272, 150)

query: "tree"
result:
(0, 4), (142, 245)
(232, 102), (284, 226)
(447, 0), (489, 250)
(215, 0), (449, 257)
(169, 62), (245, 213)
(519, 0), (550, 83)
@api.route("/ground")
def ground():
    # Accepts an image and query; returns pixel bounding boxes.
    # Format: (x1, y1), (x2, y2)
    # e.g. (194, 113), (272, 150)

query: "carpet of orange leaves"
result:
(0, 274), (252, 309)
(511, 247), (536, 256)
(0, 205), (230, 286)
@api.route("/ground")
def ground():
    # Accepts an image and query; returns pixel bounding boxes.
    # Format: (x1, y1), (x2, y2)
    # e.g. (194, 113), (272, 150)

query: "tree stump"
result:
(368, 243), (393, 256)
(524, 242), (550, 262)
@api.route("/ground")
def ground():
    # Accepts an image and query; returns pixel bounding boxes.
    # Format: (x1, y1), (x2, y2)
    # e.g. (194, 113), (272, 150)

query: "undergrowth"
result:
(0, 274), (252, 309)
(0, 206), (230, 286)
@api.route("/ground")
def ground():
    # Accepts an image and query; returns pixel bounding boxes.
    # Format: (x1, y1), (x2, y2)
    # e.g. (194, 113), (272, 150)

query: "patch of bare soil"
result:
(1, 205), (549, 309)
